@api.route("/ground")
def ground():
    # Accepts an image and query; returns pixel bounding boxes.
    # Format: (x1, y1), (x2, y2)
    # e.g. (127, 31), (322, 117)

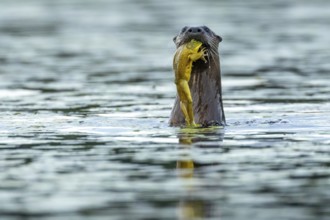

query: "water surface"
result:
(0, 0), (330, 219)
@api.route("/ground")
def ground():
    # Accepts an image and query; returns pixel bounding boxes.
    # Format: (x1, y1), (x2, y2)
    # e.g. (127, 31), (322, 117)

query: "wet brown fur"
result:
(169, 26), (226, 127)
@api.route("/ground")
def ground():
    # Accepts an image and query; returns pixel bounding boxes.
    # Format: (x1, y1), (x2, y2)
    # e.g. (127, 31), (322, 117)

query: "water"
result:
(0, 0), (330, 219)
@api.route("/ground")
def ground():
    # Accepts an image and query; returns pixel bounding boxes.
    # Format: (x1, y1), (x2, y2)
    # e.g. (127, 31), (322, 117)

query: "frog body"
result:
(173, 39), (207, 127)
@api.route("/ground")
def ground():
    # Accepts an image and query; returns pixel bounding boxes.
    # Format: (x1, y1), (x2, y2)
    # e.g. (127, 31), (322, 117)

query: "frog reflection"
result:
(176, 127), (224, 220)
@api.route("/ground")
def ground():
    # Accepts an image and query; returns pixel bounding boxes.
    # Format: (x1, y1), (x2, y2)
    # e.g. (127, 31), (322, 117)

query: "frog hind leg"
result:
(180, 101), (190, 125)
(178, 80), (196, 126)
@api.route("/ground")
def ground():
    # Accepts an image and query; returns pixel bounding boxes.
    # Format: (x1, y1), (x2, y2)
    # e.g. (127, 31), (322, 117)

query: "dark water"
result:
(1, 0), (330, 219)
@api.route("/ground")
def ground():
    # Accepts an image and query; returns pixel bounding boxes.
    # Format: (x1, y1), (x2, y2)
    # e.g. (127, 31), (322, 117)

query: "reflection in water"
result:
(176, 127), (225, 220)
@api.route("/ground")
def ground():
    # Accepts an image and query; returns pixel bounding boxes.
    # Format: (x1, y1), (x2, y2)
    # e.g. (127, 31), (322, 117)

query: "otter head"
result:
(173, 26), (222, 50)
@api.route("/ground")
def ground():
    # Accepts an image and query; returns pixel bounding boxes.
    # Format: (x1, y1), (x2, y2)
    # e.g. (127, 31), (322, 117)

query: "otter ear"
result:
(217, 35), (222, 43)
(173, 36), (177, 43)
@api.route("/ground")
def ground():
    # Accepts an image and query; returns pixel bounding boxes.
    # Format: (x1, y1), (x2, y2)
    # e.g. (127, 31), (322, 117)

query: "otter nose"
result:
(187, 27), (203, 33)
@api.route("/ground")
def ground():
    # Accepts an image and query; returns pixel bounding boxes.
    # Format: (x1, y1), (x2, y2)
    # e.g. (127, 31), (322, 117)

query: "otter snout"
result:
(182, 27), (208, 45)
(187, 27), (203, 33)
(173, 26), (222, 48)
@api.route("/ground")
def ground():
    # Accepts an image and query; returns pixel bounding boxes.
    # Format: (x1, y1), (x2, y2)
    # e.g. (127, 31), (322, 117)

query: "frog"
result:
(173, 39), (208, 127)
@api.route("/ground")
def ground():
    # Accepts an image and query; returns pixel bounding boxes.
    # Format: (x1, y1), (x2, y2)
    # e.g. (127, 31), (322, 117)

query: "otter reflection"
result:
(176, 127), (224, 220)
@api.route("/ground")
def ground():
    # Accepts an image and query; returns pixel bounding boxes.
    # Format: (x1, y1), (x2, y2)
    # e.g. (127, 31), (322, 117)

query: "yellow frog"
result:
(173, 39), (207, 127)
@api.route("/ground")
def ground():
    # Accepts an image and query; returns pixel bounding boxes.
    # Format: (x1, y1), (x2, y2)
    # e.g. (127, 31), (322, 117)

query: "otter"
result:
(169, 26), (226, 127)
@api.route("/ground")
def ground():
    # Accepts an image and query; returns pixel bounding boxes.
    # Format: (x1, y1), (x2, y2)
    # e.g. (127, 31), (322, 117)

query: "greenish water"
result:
(0, 0), (330, 219)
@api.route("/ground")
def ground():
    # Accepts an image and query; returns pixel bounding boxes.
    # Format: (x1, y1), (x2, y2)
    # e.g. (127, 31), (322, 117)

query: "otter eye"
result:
(204, 27), (210, 33)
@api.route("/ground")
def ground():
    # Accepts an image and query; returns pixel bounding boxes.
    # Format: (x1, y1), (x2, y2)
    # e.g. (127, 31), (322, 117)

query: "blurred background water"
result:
(0, 0), (330, 219)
